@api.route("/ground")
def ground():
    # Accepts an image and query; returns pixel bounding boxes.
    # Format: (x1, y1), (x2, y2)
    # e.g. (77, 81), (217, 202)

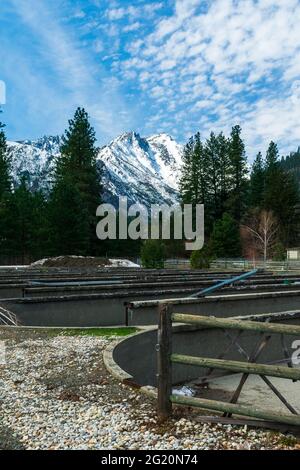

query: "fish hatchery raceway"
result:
(0, 263), (300, 450)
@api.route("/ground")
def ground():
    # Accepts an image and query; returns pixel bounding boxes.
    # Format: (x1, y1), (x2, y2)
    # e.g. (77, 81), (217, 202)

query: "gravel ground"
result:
(0, 328), (299, 451)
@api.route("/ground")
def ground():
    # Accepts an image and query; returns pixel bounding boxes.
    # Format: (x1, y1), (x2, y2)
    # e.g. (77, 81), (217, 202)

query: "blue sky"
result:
(1, 0), (300, 158)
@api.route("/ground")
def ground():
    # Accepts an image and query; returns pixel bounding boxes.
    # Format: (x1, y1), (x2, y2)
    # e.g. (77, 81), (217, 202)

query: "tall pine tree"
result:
(0, 115), (11, 199)
(227, 125), (248, 222)
(264, 141), (298, 245)
(204, 132), (220, 221)
(0, 113), (13, 260)
(179, 132), (212, 233)
(4, 176), (47, 263)
(265, 141), (279, 171)
(204, 132), (231, 221)
(217, 132), (231, 216)
(180, 133), (207, 206)
(49, 108), (101, 255)
(249, 151), (265, 208)
(47, 178), (90, 256)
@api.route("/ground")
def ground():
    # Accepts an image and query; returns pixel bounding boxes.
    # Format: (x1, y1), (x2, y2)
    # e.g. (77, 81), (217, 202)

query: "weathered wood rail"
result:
(157, 304), (300, 427)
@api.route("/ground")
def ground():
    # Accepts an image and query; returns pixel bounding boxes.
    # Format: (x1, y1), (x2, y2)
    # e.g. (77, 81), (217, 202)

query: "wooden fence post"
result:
(157, 303), (173, 421)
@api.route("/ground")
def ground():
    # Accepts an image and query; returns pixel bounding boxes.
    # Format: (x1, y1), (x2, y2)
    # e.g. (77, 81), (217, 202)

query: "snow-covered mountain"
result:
(8, 136), (60, 192)
(8, 132), (183, 206)
(99, 132), (182, 205)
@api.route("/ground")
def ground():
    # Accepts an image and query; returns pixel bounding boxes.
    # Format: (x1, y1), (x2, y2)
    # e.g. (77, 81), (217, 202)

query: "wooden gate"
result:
(157, 303), (300, 428)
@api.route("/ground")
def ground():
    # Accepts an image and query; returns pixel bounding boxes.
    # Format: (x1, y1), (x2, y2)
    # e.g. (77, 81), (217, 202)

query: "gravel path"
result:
(0, 328), (299, 450)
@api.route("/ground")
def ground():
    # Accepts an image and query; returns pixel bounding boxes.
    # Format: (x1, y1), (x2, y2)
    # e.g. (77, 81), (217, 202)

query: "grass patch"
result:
(276, 435), (298, 447)
(268, 431), (299, 447)
(53, 327), (138, 337)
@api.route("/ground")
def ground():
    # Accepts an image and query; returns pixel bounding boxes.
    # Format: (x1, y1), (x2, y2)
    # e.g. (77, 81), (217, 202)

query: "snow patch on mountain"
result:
(99, 131), (183, 205)
(8, 132), (183, 206)
(8, 136), (60, 192)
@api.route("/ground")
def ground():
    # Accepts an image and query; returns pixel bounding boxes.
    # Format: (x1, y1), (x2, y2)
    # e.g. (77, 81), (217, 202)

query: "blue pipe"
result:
(190, 269), (258, 298)
(29, 280), (123, 287)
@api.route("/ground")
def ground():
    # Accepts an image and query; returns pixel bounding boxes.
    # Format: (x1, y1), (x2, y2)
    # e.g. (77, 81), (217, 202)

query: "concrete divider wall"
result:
(1, 290), (200, 326)
(0, 269), (258, 299)
(3, 288), (300, 327)
(1, 267), (300, 327)
(128, 290), (300, 326)
(0, 268), (298, 300)
(21, 278), (300, 299)
(1, 278), (300, 300)
(0, 285), (23, 298)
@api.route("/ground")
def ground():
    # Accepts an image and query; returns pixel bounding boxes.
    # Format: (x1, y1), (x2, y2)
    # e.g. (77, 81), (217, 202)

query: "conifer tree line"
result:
(0, 107), (143, 262)
(0, 105), (299, 263)
(180, 127), (299, 261)
(0, 107), (105, 262)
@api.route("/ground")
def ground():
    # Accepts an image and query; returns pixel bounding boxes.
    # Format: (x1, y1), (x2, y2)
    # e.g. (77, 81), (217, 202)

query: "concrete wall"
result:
(0, 270), (254, 299)
(112, 312), (300, 388)
(1, 290), (198, 326)
(0, 267), (297, 300)
(1, 267), (300, 327)
(1, 278), (300, 301)
(3, 287), (300, 327)
(128, 290), (300, 325)
(0, 285), (23, 298)
(21, 280), (300, 299)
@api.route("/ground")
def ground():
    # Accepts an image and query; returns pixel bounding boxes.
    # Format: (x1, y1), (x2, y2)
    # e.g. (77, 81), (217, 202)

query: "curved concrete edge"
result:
(103, 330), (158, 400)
(102, 323), (201, 399)
(103, 310), (300, 398)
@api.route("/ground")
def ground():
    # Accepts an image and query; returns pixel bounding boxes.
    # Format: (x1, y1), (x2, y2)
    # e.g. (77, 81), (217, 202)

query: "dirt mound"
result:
(31, 256), (111, 268)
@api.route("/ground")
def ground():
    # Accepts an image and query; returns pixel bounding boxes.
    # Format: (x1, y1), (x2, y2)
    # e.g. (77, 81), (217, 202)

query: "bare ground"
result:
(0, 328), (299, 450)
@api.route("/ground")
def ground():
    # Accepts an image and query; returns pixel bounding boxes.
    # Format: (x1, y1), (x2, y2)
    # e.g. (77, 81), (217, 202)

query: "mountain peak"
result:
(8, 131), (183, 206)
(149, 132), (174, 140)
(116, 131), (140, 142)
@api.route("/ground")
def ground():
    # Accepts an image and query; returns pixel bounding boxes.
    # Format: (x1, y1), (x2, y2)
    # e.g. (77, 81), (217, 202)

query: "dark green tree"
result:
(190, 244), (213, 269)
(51, 107), (101, 254)
(272, 241), (286, 261)
(210, 212), (241, 258)
(0, 114), (13, 260)
(265, 141), (279, 171)
(204, 132), (219, 221)
(204, 132), (231, 221)
(217, 132), (231, 216)
(179, 132), (208, 207)
(4, 176), (47, 263)
(0, 118), (11, 199)
(249, 151), (265, 208)
(264, 141), (299, 244)
(227, 125), (248, 221)
(140, 239), (166, 268)
(47, 178), (90, 256)
(180, 132), (213, 233)
(264, 141), (281, 212)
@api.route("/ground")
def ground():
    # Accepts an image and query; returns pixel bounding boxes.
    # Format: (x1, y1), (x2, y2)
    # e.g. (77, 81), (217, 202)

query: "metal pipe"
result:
(190, 269), (258, 298)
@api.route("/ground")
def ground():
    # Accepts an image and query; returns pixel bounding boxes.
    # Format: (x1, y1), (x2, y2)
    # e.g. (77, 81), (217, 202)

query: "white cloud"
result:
(0, 80), (6, 105)
(9, 0), (135, 140)
(107, 8), (127, 21)
(107, 3), (163, 22)
(73, 9), (86, 19)
(94, 39), (104, 53)
(123, 22), (141, 33)
(117, 0), (300, 155)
